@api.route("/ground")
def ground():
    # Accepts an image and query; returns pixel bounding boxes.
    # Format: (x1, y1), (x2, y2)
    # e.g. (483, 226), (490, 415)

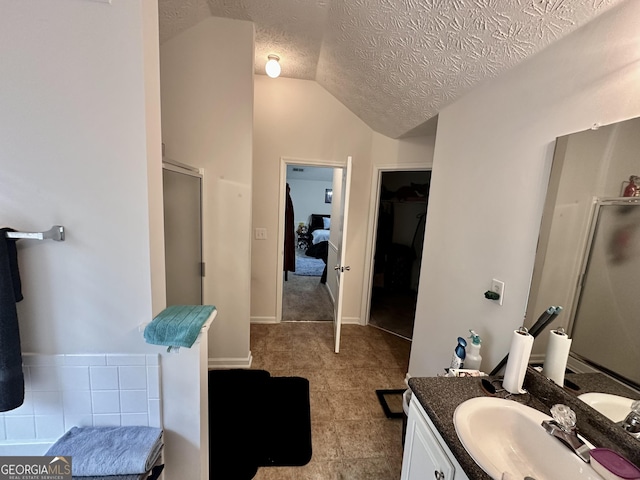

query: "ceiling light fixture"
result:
(265, 54), (281, 78)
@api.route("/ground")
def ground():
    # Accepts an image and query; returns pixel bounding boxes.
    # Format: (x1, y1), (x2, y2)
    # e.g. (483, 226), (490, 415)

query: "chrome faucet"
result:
(541, 404), (591, 462)
(618, 400), (640, 438)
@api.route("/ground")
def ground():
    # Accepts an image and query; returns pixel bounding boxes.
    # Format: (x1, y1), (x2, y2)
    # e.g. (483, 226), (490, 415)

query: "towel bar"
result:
(5, 225), (65, 241)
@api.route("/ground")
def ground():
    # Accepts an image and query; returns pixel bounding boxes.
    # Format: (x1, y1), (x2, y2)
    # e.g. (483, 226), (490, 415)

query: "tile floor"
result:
(250, 322), (411, 480)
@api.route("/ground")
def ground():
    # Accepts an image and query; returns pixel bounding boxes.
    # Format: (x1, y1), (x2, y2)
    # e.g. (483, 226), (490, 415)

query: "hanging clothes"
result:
(283, 183), (296, 276)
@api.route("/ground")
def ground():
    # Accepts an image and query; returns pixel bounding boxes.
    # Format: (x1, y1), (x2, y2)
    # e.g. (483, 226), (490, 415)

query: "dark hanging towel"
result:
(0, 228), (25, 412)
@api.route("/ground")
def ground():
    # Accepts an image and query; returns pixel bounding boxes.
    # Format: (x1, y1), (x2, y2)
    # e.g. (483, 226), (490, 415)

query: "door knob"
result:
(434, 471), (444, 480)
(334, 265), (351, 272)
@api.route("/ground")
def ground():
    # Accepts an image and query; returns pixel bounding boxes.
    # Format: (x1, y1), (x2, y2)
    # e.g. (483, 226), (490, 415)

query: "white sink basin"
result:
(578, 392), (635, 423)
(454, 397), (603, 480)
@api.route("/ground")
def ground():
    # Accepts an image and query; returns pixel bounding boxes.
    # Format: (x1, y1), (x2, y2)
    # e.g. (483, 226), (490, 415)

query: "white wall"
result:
(0, 2), (216, 478)
(142, 0), (168, 316)
(252, 76), (434, 323)
(252, 77), (373, 322)
(0, 0), (162, 356)
(160, 17), (254, 366)
(287, 178), (333, 228)
(604, 118), (640, 195)
(409, 1), (640, 377)
(371, 133), (435, 169)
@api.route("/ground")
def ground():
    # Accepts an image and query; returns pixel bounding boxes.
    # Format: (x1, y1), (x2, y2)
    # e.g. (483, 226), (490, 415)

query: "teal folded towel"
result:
(144, 305), (215, 348)
(46, 426), (163, 476)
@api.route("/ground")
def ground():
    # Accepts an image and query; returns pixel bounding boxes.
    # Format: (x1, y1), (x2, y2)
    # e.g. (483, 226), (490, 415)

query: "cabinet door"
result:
(402, 400), (454, 480)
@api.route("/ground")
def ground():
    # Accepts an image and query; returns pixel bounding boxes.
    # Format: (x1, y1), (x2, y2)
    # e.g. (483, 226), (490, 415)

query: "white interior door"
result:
(333, 156), (352, 353)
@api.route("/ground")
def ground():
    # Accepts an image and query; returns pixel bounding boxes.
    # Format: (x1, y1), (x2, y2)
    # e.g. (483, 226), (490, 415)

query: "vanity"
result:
(401, 116), (640, 479)
(401, 367), (640, 480)
(401, 375), (479, 480)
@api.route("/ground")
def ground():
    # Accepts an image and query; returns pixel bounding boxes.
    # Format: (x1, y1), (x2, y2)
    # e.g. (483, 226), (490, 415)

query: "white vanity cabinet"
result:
(401, 395), (470, 480)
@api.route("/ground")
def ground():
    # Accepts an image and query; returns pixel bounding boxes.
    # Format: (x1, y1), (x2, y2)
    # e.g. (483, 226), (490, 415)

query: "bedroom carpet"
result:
(209, 369), (312, 479)
(283, 274), (333, 321)
(294, 254), (325, 277)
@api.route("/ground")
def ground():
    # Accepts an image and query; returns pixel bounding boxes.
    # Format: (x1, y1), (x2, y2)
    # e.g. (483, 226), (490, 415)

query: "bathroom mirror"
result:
(525, 116), (640, 391)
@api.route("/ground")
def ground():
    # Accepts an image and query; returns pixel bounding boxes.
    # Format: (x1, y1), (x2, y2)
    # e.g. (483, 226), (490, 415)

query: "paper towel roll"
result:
(542, 328), (572, 387)
(502, 328), (534, 394)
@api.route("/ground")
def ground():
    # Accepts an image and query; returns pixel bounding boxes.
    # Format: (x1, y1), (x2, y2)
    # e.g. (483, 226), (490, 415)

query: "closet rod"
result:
(5, 225), (65, 241)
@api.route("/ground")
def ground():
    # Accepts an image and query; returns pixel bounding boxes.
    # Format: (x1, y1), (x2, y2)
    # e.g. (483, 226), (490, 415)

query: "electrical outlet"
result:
(255, 228), (267, 240)
(491, 279), (505, 306)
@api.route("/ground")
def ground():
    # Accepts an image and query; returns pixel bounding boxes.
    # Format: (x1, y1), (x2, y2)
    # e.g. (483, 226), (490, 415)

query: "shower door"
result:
(570, 199), (640, 386)
(163, 161), (203, 306)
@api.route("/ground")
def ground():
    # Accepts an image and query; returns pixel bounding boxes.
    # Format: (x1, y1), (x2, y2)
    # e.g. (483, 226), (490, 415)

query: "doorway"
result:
(275, 157), (351, 327)
(162, 160), (203, 306)
(367, 170), (431, 339)
(282, 164), (335, 321)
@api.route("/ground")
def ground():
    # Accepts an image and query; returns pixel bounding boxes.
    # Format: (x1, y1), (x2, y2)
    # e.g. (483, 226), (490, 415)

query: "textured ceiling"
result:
(159, 0), (624, 138)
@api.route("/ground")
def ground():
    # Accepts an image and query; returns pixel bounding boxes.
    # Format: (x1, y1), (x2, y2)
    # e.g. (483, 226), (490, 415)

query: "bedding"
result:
(311, 229), (330, 245)
(309, 214), (330, 233)
(305, 240), (329, 284)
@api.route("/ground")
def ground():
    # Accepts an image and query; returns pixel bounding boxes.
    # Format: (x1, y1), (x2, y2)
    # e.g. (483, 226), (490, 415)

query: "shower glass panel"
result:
(163, 166), (203, 306)
(570, 201), (640, 386)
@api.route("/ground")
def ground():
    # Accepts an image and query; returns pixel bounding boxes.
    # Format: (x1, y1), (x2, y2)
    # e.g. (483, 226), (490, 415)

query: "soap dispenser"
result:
(450, 337), (467, 369)
(465, 330), (483, 370)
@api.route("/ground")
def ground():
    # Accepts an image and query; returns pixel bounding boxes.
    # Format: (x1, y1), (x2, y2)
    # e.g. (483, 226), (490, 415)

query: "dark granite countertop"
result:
(408, 368), (640, 480)
(562, 372), (640, 399)
(408, 375), (491, 480)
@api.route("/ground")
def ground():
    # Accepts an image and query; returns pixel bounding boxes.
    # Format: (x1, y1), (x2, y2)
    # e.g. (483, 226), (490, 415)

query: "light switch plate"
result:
(255, 228), (267, 240)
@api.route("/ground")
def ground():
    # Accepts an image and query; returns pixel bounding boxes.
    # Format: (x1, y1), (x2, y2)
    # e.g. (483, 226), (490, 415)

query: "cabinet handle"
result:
(434, 471), (444, 480)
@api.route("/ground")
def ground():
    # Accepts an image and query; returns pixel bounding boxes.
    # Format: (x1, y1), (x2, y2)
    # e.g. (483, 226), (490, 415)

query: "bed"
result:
(311, 228), (330, 245)
(305, 214), (330, 283)
(307, 214), (330, 244)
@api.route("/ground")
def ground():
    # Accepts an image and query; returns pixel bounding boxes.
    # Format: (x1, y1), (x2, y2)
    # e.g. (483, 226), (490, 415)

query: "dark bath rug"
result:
(208, 369), (312, 479)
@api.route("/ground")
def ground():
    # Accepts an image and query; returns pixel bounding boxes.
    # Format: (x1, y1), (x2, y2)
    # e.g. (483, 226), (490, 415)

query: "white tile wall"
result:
(90, 366), (119, 390)
(0, 354), (161, 446)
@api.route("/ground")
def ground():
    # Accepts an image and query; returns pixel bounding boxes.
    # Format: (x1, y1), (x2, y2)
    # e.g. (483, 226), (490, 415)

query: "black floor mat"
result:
(209, 369), (312, 479)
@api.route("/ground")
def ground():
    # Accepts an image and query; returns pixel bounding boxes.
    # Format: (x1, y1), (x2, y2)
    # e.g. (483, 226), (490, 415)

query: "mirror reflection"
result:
(526, 116), (640, 391)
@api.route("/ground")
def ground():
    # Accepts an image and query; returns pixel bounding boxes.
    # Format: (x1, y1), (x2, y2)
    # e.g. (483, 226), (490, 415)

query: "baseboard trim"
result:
(342, 316), (361, 324)
(208, 352), (253, 369)
(250, 316), (277, 324)
(326, 283), (335, 304)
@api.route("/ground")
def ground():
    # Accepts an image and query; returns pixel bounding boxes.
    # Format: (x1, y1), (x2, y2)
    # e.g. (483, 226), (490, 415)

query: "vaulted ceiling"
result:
(158, 0), (624, 138)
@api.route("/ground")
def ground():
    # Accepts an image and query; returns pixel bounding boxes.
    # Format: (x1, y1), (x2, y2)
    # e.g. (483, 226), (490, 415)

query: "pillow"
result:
(323, 217), (331, 229)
